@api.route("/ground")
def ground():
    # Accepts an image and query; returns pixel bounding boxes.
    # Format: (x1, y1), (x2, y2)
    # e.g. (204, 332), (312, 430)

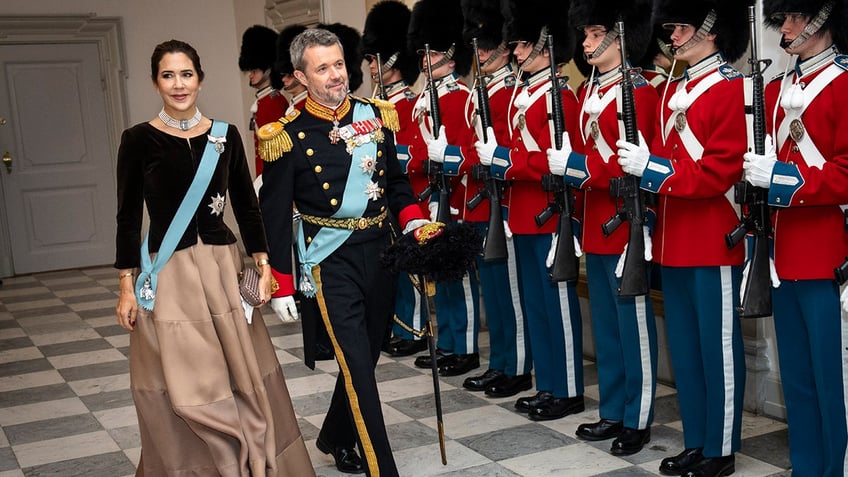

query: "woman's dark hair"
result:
(150, 39), (205, 82)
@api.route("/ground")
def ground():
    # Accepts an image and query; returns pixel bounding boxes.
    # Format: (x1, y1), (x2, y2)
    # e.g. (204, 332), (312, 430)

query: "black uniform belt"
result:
(300, 210), (387, 230)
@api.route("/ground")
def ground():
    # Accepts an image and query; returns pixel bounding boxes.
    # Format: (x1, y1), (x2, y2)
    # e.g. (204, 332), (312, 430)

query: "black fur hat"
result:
(408, 0), (473, 76)
(461, 0), (505, 52)
(568, 0), (653, 61)
(502, 0), (575, 65)
(361, 0), (420, 85)
(635, 24), (673, 68)
(239, 25), (278, 72)
(381, 222), (483, 283)
(275, 24), (307, 76)
(318, 23), (365, 92)
(652, 0), (754, 62)
(763, 0), (848, 52)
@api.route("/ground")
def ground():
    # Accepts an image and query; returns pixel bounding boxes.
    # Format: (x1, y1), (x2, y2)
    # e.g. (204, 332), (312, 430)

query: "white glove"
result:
(403, 218), (430, 235)
(616, 132), (650, 177)
(841, 285), (848, 314)
(428, 202), (439, 221)
(503, 220), (513, 239)
(426, 125), (448, 163)
(739, 257), (781, 299)
(545, 233), (583, 268)
(743, 135), (777, 189)
(253, 174), (263, 197)
(270, 296), (299, 322)
(546, 132), (573, 176)
(474, 127), (498, 167)
(574, 235), (583, 258)
(643, 226), (653, 262)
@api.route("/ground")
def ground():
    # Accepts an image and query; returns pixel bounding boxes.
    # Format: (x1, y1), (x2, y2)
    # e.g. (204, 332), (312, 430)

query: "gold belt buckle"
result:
(356, 217), (369, 230)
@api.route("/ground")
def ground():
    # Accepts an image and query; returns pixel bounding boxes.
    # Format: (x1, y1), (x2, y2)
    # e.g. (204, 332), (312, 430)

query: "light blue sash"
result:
(135, 120), (228, 311)
(296, 102), (377, 297)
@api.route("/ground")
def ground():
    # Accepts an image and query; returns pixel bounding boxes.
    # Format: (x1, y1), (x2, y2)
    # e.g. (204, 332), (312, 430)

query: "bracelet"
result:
(119, 272), (133, 280)
(256, 258), (270, 267)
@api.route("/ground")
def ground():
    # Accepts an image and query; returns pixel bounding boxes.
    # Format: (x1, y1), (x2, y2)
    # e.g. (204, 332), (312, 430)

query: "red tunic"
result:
(252, 88), (289, 176)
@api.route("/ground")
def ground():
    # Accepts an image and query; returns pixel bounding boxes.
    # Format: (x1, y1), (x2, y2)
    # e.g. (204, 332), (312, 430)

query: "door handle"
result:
(2, 151), (10, 174)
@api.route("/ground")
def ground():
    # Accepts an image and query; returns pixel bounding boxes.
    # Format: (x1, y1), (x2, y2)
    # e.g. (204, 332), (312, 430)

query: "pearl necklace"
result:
(158, 108), (201, 131)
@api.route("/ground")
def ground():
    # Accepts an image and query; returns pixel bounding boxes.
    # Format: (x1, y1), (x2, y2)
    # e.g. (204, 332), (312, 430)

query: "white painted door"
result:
(0, 43), (116, 274)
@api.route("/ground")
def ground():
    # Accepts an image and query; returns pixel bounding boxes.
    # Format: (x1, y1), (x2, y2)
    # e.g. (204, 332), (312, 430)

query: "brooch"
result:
(208, 134), (227, 153)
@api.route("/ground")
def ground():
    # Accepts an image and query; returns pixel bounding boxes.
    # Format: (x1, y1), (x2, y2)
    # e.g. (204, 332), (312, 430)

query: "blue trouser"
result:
(586, 253), (657, 430)
(473, 221), (532, 376)
(773, 279), (847, 477)
(433, 265), (480, 355)
(513, 233), (583, 398)
(662, 265), (745, 458)
(392, 273), (426, 340)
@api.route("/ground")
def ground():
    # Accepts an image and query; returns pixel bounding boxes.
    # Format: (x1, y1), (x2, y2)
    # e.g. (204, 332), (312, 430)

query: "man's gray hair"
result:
(289, 28), (343, 72)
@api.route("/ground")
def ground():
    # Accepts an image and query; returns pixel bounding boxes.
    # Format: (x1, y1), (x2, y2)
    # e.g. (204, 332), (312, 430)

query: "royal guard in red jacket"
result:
(743, 1), (848, 474)
(239, 25), (290, 178)
(616, 1), (751, 475)
(407, 0), (483, 378)
(547, 0), (658, 456)
(474, 0), (586, 422)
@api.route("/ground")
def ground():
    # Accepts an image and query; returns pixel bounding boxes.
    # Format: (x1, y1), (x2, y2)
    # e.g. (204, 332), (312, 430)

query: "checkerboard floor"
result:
(0, 266), (793, 476)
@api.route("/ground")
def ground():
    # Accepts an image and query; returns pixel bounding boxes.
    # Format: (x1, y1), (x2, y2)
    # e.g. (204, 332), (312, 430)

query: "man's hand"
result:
(616, 132), (650, 177)
(474, 127), (498, 166)
(643, 226), (653, 262)
(426, 125), (449, 163)
(403, 218), (431, 235)
(545, 233), (582, 268)
(546, 132), (573, 176)
(428, 202), (439, 222)
(743, 135), (777, 188)
(740, 257), (781, 298)
(270, 296), (299, 322)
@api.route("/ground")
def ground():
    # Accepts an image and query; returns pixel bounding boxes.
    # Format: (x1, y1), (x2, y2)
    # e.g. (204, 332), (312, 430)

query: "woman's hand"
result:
(253, 253), (273, 305)
(116, 271), (138, 331)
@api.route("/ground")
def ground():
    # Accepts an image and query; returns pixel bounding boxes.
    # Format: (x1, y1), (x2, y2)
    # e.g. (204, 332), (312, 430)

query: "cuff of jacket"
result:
(271, 267), (295, 297)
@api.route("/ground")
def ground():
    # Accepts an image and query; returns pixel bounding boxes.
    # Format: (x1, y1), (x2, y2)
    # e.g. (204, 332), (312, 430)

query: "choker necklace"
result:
(159, 108), (201, 131)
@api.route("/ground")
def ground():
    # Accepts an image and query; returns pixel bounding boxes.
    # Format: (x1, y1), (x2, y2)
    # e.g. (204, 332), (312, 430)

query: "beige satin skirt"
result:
(130, 242), (314, 477)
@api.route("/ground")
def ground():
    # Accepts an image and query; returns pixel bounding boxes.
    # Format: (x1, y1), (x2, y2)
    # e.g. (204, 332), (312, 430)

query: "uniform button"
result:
(647, 182), (653, 187)
(306, 148), (314, 156)
(379, 169), (385, 176)
(377, 150), (383, 157)
(792, 146), (799, 153)
(775, 197), (781, 203)
(306, 236), (313, 243)
(330, 198), (338, 206)
(315, 165), (322, 173)
(667, 187), (672, 192)
(298, 132), (306, 139)
(322, 182), (330, 190)
(592, 145), (598, 151)
(381, 205), (386, 211)
(799, 199), (804, 204)
(673, 144), (678, 150)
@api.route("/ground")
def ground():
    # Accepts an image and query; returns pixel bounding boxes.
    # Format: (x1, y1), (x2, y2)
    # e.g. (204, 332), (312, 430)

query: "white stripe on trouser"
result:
(841, 282), (848, 475)
(462, 273), (475, 353)
(507, 239), (528, 372)
(719, 266), (736, 456)
(557, 280), (578, 396)
(635, 295), (653, 429)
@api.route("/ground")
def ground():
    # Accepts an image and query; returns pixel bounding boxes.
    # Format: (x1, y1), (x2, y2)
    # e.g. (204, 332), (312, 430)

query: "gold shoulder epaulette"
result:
(257, 109), (300, 162)
(352, 95), (400, 132)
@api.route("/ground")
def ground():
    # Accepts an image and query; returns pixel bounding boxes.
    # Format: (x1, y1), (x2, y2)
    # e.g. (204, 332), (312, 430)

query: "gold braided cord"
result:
(304, 96), (351, 122)
(300, 209), (388, 230)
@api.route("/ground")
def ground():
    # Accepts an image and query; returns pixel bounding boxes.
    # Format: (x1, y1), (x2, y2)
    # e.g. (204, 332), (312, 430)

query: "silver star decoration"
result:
(208, 193), (226, 216)
(364, 181), (381, 201)
(359, 155), (377, 174)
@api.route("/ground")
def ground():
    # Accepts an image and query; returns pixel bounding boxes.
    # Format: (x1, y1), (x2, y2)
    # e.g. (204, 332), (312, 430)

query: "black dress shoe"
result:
(575, 419), (623, 441)
(463, 369), (505, 391)
(387, 338), (428, 357)
(316, 436), (365, 474)
(439, 353), (480, 376)
(660, 448), (704, 476)
(610, 427), (651, 455)
(514, 391), (552, 413)
(485, 373), (533, 398)
(414, 350), (453, 369)
(682, 455), (734, 477)
(528, 395), (585, 421)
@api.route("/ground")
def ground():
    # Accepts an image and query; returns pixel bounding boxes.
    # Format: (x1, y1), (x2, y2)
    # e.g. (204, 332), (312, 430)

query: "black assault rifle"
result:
(535, 34), (579, 283)
(466, 37), (508, 261)
(725, 5), (773, 318)
(417, 43), (452, 224)
(601, 19), (650, 296)
(375, 52), (388, 101)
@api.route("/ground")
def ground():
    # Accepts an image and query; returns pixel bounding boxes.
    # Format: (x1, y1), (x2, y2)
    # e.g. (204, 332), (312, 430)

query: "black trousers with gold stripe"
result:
(313, 234), (399, 477)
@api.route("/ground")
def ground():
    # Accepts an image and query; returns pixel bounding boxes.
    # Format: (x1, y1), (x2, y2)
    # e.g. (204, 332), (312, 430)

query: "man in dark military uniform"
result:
(259, 27), (427, 477)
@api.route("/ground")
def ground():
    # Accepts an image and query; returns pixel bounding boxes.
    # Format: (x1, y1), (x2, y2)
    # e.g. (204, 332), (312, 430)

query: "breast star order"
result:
(365, 181), (382, 201)
(208, 193), (226, 216)
(359, 155), (377, 174)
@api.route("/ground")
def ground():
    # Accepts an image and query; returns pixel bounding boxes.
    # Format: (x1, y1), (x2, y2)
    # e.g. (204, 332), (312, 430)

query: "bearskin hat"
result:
(763, 0), (848, 52)
(652, 0), (754, 62)
(361, 0), (420, 85)
(502, 0), (575, 65)
(381, 222), (483, 283)
(408, 0), (473, 76)
(635, 24), (673, 68)
(275, 24), (307, 76)
(568, 0), (653, 61)
(318, 22), (365, 92)
(461, 0), (505, 52)
(239, 25), (278, 72)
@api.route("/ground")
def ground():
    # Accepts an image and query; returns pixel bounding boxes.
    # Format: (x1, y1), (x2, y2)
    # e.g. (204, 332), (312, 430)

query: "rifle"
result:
(535, 34), (579, 283)
(725, 5), (772, 318)
(417, 43), (452, 224)
(466, 37), (508, 261)
(375, 52), (388, 101)
(601, 19), (650, 297)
